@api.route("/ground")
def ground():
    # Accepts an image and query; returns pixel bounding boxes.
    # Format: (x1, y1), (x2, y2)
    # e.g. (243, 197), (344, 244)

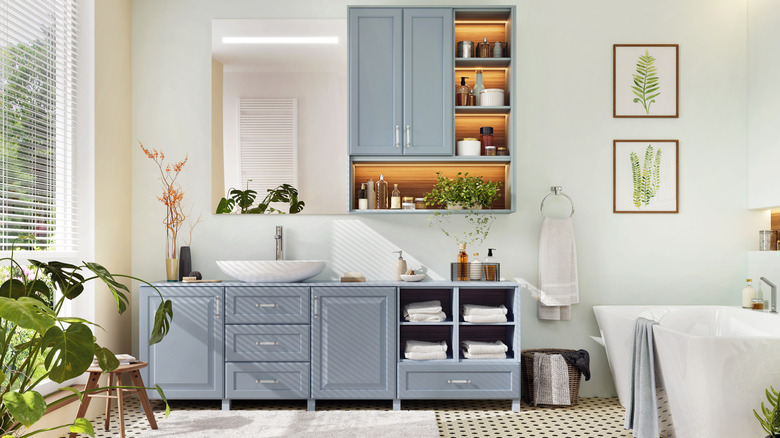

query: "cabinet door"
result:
(139, 286), (224, 399)
(403, 8), (453, 155)
(349, 8), (402, 155)
(311, 287), (396, 399)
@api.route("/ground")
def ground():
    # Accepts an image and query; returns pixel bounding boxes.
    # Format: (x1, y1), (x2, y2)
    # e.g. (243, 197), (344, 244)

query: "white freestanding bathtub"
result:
(594, 305), (780, 438)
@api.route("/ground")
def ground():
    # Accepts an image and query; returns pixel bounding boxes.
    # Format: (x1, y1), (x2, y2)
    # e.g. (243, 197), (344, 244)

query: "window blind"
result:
(0, 0), (80, 251)
(238, 98), (298, 200)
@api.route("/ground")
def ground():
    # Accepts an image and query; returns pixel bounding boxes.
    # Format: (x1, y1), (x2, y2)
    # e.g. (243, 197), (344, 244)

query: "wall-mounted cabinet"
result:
(348, 6), (515, 213)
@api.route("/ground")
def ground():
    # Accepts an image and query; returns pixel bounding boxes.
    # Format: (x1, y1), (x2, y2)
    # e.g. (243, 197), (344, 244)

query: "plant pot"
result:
(166, 258), (178, 282)
(446, 203), (463, 210)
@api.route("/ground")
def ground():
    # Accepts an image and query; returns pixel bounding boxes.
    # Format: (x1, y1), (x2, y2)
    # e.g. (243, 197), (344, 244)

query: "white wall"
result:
(221, 71), (347, 214)
(131, 0), (763, 396)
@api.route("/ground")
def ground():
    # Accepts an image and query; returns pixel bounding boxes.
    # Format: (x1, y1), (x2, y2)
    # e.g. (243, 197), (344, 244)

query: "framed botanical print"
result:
(613, 140), (678, 213)
(613, 44), (678, 118)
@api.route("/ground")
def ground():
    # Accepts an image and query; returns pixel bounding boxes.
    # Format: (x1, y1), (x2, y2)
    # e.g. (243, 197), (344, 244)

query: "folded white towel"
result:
(405, 311), (446, 322)
(405, 351), (447, 360)
(462, 304), (508, 316)
(462, 349), (507, 360)
(405, 340), (448, 353)
(461, 340), (508, 354)
(463, 313), (507, 323)
(404, 300), (442, 314)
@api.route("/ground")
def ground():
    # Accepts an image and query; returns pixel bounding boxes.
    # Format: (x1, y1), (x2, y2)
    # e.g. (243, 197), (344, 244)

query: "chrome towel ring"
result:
(540, 186), (574, 217)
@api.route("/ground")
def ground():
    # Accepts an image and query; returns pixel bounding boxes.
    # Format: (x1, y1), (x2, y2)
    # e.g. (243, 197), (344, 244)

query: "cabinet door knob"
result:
(256, 379), (278, 384)
(395, 125), (400, 148)
(256, 303), (278, 308)
(255, 341), (279, 346)
(447, 379), (471, 384)
(314, 295), (319, 318)
(405, 125), (411, 148)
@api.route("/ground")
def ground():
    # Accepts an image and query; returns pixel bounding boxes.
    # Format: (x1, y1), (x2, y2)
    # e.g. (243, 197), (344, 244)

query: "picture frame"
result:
(613, 44), (678, 118)
(613, 140), (678, 213)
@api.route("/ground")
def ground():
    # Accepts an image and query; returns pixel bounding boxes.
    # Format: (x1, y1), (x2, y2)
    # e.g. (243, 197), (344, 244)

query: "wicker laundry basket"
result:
(521, 348), (582, 406)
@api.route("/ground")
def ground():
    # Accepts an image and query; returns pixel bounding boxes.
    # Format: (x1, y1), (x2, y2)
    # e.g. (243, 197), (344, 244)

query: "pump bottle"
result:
(393, 251), (407, 281)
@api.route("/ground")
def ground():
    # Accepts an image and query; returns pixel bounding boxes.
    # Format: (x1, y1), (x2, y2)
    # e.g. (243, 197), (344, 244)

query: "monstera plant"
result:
(216, 181), (305, 215)
(0, 236), (173, 437)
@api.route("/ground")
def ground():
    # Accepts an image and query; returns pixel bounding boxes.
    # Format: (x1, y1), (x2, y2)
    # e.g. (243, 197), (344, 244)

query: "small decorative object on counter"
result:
(456, 76), (471, 106)
(178, 246), (192, 282)
(457, 243), (469, 281)
(358, 183), (368, 210)
(340, 271), (366, 282)
(496, 147), (509, 156)
(478, 37), (491, 57)
(753, 296), (765, 310)
(473, 70), (485, 105)
(480, 88), (505, 106)
(393, 250), (407, 281)
(493, 41), (503, 58)
(470, 253), (483, 280)
(468, 90), (476, 106)
(456, 40), (474, 58)
(760, 230), (778, 251)
(480, 127), (494, 155)
(485, 145), (497, 156)
(391, 184), (401, 209)
(457, 138), (481, 156)
(414, 198), (426, 209)
(483, 248), (499, 281)
(402, 197), (415, 209)
(366, 178), (376, 209)
(742, 279), (756, 308)
(376, 175), (389, 209)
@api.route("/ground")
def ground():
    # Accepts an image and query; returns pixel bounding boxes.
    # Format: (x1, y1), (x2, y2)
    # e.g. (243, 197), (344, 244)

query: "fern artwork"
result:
(614, 140), (678, 213)
(614, 44), (678, 118)
(631, 50), (661, 114)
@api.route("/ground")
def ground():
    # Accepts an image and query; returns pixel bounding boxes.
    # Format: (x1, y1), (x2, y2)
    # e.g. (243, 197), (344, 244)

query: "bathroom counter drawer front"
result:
(398, 362), (520, 399)
(226, 324), (310, 362)
(225, 362), (309, 399)
(225, 286), (310, 324)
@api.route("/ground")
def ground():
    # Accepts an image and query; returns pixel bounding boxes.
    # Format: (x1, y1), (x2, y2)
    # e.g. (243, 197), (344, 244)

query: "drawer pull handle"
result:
(256, 303), (278, 308)
(314, 296), (319, 318)
(448, 379), (471, 384)
(215, 296), (220, 319)
(256, 379), (278, 384)
(256, 341), (279, 346)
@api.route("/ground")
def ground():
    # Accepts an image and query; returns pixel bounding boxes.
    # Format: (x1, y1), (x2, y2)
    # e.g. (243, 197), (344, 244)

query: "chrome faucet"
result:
(275, 226), (284, 261)
(760, 277), (777, 313)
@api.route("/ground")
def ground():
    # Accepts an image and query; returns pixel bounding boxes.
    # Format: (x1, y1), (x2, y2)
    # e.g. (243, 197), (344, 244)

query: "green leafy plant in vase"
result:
(0, 236), (174, 437)
(755, 385), (780, 438)
(423, 171), (502, 255)
(216, 180), (305, 214)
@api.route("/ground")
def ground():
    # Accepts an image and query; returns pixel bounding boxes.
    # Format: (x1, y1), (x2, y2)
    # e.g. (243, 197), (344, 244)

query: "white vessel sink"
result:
(216, 260), (327, 283)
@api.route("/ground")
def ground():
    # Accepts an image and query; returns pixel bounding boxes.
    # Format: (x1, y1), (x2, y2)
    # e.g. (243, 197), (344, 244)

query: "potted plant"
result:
(423, 172), (502, 209)
(755, 385), (780, 437)
(216, 180), (305, 214)
(0, 236), (174, 437)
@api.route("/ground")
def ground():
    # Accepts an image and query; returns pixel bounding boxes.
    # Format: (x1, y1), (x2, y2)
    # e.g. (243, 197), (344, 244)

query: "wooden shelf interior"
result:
(454, 19), (511, 58)
(459, 288), (515, 322)
(352, 162), (510, 210)
(400, 325), (453, 359)
(459, 325), (515, 357)
(454, 68), (509, 100)
(400, 289), (453, 322)
(455, 114), (508, 151)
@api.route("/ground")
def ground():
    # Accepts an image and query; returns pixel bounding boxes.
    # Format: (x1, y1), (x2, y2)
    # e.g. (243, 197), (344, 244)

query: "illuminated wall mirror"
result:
(211, 19), (348, 215)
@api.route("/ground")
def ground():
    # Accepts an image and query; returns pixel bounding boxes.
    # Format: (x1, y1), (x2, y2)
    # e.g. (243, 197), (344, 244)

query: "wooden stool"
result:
(68, 361), (158, 438)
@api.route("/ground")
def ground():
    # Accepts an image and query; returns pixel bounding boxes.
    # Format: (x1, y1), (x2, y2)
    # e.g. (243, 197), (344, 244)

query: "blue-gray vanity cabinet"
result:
(311, 286), (396, 399)
(139, 286), (224, 399)
(225, 362), (309, 400)
(349, 8), (453, 156)
(398, 362), (520, 399)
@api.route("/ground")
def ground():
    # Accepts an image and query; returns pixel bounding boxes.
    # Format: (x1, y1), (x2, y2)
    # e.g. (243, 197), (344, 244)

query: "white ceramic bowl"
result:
(400, 273), (426, 282)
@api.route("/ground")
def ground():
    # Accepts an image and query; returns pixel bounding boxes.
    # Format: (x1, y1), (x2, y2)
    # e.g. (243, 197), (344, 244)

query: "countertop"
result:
(148, 280), (520, 287)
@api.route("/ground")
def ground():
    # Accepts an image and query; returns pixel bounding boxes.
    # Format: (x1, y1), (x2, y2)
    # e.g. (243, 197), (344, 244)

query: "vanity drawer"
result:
(226, 324), (309, 362)
(398, 363), (520, 399)
(225, 286), (309, 324)
(225, 362), (309, 399)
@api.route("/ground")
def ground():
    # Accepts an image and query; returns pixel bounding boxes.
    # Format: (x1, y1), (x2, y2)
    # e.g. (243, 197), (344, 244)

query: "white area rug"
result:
(139, 409), (439, 438)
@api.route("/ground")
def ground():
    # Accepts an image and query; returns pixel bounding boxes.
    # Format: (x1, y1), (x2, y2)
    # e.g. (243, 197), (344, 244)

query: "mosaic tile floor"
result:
(77, 397), (635, 437)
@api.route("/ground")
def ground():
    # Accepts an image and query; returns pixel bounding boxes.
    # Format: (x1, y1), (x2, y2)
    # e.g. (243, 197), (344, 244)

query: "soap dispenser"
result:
(483, 248), (498, 281)
(393, 251), (407, 281)
(456, 77), (471, 106)
(742, 279), (755, 308)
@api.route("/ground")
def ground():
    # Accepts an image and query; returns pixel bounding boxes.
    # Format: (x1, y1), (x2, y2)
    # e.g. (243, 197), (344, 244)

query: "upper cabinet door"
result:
(402, 8), (453, 155)
(349, 8), (403, 155)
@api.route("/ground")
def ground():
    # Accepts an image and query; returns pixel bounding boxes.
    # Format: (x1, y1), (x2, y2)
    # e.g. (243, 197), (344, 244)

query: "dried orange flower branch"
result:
(140, 142), (188, 259)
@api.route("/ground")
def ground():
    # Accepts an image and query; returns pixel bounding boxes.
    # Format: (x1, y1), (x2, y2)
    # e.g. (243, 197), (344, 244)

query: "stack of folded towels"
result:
(461, 304), (508, 323)
(404, 340), (448, 360)
(404, 300), (447, 322)
(461, 340), (508, 360)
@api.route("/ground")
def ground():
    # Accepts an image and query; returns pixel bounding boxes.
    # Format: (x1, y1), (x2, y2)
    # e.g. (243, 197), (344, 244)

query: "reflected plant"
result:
(216, 180), (304, 214)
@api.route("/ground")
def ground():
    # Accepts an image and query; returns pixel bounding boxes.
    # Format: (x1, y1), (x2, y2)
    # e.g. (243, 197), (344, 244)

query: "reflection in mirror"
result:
(211, 19), (348, 215)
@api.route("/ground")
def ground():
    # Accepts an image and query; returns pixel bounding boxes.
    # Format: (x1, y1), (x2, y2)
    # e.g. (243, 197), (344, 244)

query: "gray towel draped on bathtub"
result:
(624, 317), (659, 438)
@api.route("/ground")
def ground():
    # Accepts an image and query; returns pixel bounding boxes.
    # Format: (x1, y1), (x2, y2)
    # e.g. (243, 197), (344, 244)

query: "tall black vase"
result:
(178, 246), (192, 281)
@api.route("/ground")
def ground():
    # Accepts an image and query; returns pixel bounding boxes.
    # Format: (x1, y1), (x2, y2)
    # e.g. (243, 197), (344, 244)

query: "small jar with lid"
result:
(485, 145), (497, 156)
(496, 147), (509, 156)
(414, 198), (427, 209)
(402, 197), (416, 210)
(479, 127), (494, 155)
